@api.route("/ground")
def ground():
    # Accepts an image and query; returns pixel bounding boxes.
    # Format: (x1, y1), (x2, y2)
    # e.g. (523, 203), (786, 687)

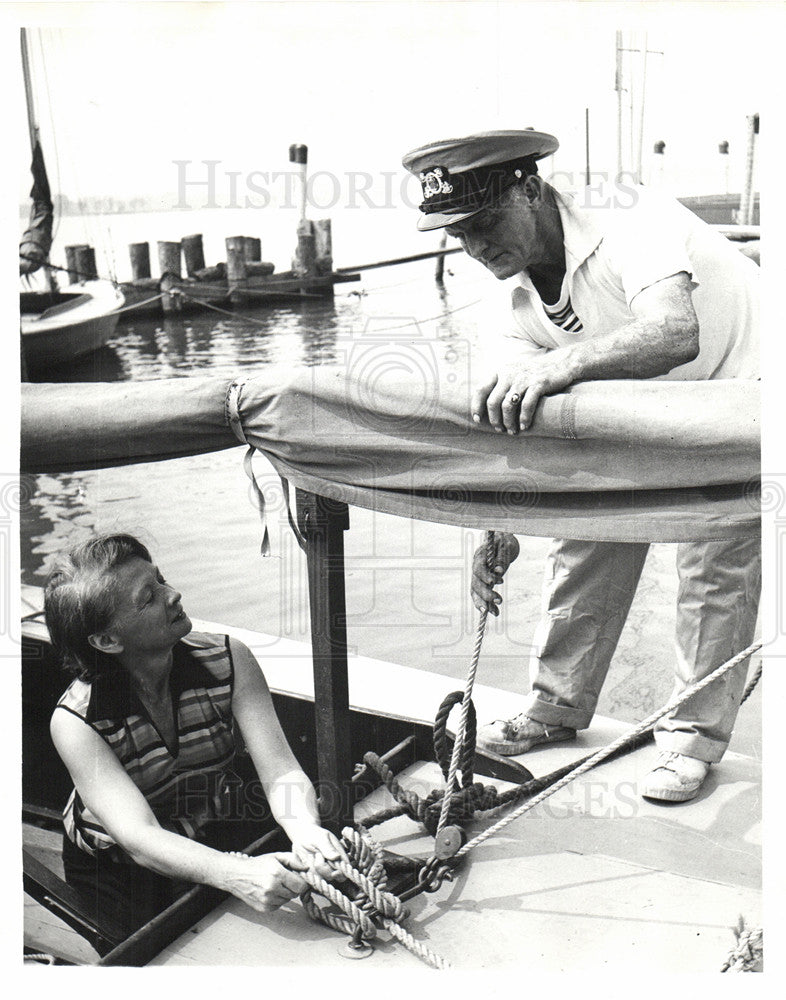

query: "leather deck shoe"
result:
(477, 714), (576, 756)
(641, 751), (710, 802)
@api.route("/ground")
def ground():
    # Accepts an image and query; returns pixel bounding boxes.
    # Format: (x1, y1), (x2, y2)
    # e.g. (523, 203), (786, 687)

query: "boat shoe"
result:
(640, 751), (710, 802)
(476, 714), (576, 756)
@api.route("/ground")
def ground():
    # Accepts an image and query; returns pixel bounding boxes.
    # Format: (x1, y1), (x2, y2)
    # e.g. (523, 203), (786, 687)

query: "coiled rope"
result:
(720, 917), (763, 972)
(295, 826), (451, 970)
(358, 641), (761, 863)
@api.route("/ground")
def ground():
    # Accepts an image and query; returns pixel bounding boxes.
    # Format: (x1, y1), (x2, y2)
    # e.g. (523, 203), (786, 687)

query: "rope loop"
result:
(433, 691), (477, 787)
(297, 823), (450, 968)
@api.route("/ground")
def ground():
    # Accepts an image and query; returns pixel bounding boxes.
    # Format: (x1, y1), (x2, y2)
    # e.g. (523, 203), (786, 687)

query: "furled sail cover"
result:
(21, 368), (760, 542)
(19, 141), (53, 277)
(228, 368), (760, 494)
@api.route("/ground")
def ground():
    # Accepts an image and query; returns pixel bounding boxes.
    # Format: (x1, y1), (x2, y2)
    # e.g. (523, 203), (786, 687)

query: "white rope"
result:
(455, 641), (762, 859)
(435, 530), (494, 838)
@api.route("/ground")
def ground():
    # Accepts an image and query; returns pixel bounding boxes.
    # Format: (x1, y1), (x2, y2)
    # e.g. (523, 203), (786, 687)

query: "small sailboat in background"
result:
(19, 27), (124, 375)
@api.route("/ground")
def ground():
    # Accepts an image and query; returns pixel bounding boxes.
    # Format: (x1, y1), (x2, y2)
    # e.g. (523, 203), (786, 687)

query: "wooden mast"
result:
(20, 27), (39, 153)
(20, 27), (56, 292)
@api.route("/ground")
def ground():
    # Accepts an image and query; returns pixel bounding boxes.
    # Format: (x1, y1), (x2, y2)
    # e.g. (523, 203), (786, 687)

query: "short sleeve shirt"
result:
(508, 183), (759, 381)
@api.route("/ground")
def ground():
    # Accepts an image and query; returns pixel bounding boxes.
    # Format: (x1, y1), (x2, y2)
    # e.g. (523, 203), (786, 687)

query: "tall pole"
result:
(20, 27), (39, 153)
(635, 33), (650, 184)
(20, 27), (56, 292)
(289, 143), (309, 223)
(615, 30), (624, 178)
(740, 114), (759, 226)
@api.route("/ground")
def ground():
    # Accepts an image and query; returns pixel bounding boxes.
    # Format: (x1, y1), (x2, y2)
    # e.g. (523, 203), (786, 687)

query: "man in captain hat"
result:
(402, 129), (759, 802)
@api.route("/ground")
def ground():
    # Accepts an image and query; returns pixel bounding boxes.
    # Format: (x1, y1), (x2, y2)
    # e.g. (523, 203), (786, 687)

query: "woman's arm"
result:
(50, 707), (304, 911)
(229, 637), (347, 870)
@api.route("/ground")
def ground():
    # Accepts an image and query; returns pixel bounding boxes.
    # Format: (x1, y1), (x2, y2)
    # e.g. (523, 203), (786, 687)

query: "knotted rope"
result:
(359, 640), (761, 861)
(433, 690), (477, 788)
(433, 530), (494, 840)
(296, 826), (450, 970)
(453, 640), (762, 860)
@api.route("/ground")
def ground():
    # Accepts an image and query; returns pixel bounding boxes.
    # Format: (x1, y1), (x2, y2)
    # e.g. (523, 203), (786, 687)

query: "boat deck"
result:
(149, 623), (760, 971)
(22, 602), (760, 969)
(150, 740), (759, 970)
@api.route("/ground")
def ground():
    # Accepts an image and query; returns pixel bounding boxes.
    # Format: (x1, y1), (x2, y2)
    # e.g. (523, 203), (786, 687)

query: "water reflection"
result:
(20, 260), (491, 593)
(21, 473), (96, 583)
(26, 345), (126, 383)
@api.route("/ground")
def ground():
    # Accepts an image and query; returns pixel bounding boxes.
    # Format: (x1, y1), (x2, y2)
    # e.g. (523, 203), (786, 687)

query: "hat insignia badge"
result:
(420, 166), (453, 199)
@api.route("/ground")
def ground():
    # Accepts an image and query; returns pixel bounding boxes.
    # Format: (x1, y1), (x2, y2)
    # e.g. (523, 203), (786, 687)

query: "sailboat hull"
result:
(21, 280), (124, 370)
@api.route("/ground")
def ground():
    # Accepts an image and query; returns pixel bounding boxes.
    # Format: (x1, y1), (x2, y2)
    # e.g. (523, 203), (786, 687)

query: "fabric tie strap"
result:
(225, 378), (270, 556)
(224, 378), (249, 445)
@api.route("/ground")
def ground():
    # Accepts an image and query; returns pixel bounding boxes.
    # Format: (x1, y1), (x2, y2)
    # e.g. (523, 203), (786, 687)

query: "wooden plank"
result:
(24, 896), (100, 965)
(23, 849), (124, 952)
(296, 489), (354, 833)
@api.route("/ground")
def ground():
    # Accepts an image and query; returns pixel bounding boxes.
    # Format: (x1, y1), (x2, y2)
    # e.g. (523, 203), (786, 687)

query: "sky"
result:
(6, 0), (779, 207)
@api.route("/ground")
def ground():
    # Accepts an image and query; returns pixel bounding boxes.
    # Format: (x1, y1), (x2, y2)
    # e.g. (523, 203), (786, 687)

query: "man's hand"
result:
(472, 351), (576, 433)
(471, 532), (520, 616)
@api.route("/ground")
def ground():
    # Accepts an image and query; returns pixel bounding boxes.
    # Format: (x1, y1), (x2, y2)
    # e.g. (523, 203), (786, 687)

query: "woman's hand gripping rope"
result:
(284, 826), (451, 970)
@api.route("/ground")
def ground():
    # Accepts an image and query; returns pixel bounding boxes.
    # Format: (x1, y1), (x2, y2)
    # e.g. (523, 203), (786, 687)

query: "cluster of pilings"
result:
(128, 233), (278, 314)
(61, 139), (364, 316)
(62, 223), (358, 316)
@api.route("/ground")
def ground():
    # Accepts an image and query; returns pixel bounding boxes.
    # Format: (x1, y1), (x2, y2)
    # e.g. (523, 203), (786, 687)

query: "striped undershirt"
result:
(542, 276), (584, 334)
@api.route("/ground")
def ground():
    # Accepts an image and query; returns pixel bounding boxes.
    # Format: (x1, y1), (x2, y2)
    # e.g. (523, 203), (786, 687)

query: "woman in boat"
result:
(46, 532), (345, 953)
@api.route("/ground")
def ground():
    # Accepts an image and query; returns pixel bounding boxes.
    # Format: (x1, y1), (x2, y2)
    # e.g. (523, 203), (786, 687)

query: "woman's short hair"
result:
(44, 533), (152, 681)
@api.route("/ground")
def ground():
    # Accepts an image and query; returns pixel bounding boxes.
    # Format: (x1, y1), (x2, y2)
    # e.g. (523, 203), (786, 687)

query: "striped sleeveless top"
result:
(56, 632), (236, 859)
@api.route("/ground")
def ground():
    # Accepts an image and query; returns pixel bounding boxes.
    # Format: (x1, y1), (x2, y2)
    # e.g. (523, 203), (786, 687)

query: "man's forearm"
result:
(559, 316), (699, 384)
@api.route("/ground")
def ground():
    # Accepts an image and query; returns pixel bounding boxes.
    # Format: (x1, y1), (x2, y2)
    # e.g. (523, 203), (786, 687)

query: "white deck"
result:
(151, 745), (759, 971)
(154, 615), (760, 972)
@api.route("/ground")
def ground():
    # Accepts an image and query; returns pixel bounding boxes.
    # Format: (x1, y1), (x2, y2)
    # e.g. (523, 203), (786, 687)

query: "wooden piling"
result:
(74, 245), (98, 282)
(158, 242), (181, 313)
(160, 273), (182, 314)
(293, 220), (317, 279)
(242, 237), (262, 263)
(314, 219), (332, 276)
(157, 241), (182, 313)
(181, 235), (206, 277)
(129, 242), (151, 280)
(65, 244), (87, 284)
(157, 241), (182, 279)
(226, 236), (248, 302)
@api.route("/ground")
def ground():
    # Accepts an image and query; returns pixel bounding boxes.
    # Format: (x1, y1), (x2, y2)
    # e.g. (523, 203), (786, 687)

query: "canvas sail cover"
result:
(19, 140), (53, 277)
(21, 369), (760, 542)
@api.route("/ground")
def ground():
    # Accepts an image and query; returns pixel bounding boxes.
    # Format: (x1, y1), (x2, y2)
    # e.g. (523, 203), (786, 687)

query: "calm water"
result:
(20, 207), (760, 747)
